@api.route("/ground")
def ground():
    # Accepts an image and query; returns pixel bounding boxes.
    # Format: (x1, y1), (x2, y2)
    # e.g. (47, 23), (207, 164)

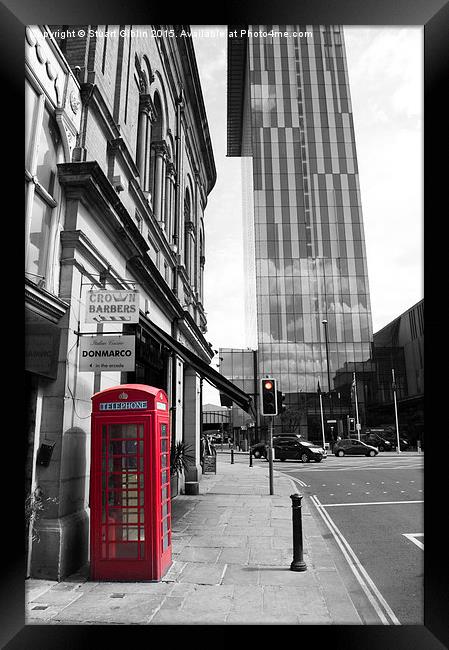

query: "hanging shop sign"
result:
(85, 290), (140, 323)
(79, 335), (136, 372)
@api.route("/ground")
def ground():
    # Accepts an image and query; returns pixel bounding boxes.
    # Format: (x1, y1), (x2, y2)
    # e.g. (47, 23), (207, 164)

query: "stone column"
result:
(165, 162), (176, 240)
(182, 366), (202, 491)
(153, 141), (168, 222)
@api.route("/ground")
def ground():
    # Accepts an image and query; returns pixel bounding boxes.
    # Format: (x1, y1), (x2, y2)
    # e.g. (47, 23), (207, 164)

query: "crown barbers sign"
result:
(85, 290), (140, 323)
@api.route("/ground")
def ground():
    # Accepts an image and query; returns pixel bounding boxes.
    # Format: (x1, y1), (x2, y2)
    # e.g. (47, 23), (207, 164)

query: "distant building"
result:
(367, 299), (424, 441)
(202, 403), (232, 437)
(227, 26), (373, 441)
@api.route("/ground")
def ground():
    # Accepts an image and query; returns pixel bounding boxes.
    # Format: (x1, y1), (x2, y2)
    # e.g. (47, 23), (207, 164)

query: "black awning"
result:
(140, 316), (253, 413)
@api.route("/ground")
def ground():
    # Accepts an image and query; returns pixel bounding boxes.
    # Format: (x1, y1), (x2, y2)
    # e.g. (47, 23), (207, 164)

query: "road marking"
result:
(320, 500), (423, 507)
(311, 495), (400, 625)
(403, 533), (424, 550)
(289, 463), (423, 472)
(289, 476), (308, 488)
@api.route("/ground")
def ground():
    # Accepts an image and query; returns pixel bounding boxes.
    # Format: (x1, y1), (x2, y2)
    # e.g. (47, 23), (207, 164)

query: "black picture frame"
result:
(4, 0), (447, 647)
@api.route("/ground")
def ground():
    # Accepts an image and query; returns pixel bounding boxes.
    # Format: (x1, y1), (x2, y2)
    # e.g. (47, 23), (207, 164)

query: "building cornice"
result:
(58, 161), (149, 262)
(25, 277), (69, 323)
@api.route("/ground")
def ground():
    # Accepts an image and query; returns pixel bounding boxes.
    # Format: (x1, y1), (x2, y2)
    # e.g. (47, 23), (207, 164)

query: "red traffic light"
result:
(261, 378), (278, 416)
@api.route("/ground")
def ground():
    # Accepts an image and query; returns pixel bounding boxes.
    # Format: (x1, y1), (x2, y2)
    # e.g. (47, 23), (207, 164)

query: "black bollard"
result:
(290, 493), (307, 571)
(231, 448), (234, 464)
(249, 449), (253, 467)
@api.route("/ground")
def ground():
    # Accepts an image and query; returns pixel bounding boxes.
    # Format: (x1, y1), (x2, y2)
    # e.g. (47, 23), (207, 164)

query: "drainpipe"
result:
(170, 317), (179, 450)
(170, 90), (183, 450)
(172, 88), (183, 298)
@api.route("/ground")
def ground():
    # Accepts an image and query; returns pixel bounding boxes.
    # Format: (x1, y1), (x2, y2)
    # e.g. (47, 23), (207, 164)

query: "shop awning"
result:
(141, 316), (254, 414)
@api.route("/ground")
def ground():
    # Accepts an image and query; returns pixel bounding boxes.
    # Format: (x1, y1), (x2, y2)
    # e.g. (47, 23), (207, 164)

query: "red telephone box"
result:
(90, 384), (172, 581)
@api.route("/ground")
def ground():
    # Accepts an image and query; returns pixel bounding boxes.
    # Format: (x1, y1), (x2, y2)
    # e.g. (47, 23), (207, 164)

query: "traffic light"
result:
(277, 391), (287, 414)
(348, 417), (355, 433)
(261, 378), (278, 415)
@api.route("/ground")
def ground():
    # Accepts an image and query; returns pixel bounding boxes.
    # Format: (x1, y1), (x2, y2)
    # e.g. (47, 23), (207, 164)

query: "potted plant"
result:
(170, 441), (195, 497)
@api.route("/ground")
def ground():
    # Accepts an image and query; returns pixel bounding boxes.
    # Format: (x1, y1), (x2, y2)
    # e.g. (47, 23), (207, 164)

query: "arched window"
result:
(134, 64), (172, 230)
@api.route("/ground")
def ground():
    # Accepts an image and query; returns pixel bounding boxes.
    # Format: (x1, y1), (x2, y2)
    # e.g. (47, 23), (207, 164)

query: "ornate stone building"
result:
(25, 25), (250, 580)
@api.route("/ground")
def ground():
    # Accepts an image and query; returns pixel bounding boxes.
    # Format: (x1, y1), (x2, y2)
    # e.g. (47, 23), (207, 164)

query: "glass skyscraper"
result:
(227, 26), (373, 439)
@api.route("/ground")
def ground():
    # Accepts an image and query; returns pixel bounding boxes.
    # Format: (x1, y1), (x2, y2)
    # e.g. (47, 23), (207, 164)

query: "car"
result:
(333, 438), (379, 457)
(371, 428), (410, 451)
(251, 433), (303, 459)
(274, 438), (326, 463)
(250, 437), (326, 462)
(380, 432), (410, 451)
(360, 432), (393, 452)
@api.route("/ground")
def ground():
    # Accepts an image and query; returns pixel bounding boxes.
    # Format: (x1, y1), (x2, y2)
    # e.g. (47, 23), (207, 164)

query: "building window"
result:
(25, 78), (62, 287)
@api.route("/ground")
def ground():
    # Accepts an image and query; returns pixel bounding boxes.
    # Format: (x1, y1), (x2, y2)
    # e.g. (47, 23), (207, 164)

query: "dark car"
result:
(370, 427), (410, 451)
(360, 432), (393, 452)
(251, 433), (302, 458)
(251, 437), (325, 462)
(381, 432), (410, 451)
(274, 438), (325, 463)
(333, 438), (378, 457)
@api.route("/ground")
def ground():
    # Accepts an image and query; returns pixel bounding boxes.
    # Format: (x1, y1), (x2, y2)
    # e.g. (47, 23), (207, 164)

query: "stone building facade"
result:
(25, 25), (250, 581)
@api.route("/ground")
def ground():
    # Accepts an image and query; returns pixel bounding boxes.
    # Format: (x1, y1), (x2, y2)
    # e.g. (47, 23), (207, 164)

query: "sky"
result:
(191, 27), (423, 405)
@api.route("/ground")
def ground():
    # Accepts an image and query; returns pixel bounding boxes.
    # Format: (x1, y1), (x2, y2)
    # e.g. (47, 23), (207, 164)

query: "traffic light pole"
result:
(268, 416), (274, 495)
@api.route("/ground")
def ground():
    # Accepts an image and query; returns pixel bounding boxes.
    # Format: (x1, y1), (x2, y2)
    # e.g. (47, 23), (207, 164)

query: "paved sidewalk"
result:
(25, 457), (362, 625)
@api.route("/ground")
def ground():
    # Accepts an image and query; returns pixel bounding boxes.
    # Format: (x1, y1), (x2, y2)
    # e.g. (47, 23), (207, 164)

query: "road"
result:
(244, 451), (424, 625)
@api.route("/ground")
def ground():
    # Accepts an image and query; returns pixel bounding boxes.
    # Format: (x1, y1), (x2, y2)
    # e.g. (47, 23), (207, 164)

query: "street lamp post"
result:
(322, 319), (333, 446)
(321, 320), (331, 398)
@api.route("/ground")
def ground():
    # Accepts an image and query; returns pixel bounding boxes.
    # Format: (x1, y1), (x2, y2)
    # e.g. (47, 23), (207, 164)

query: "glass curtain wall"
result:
(243, 26), (373, 436)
